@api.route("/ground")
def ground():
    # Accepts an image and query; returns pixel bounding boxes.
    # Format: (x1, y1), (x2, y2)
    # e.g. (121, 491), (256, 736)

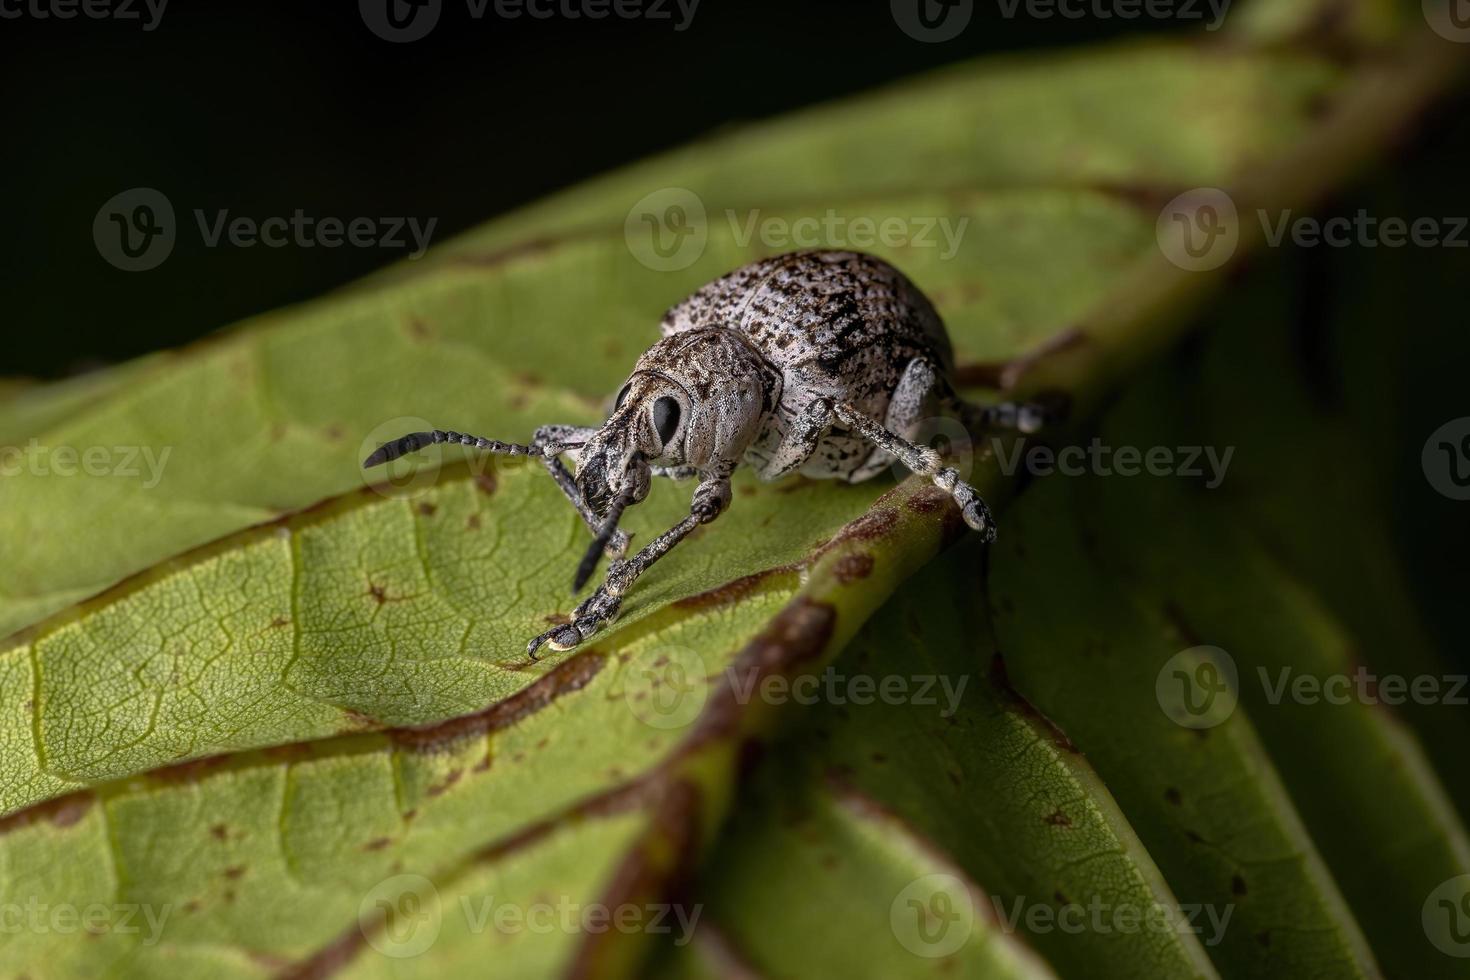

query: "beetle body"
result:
(364, 249), (1043, 656)
(656, 249), (954, 482)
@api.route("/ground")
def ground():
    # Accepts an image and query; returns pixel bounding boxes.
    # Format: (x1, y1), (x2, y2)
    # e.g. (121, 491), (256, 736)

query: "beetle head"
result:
(574, 372), (690, 518)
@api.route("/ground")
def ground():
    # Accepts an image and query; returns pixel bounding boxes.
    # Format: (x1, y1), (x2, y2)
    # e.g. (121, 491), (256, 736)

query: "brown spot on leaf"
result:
(673, 567), (791, 611)
(392, 652), (606, 752)
(833, 553), (875, 584)
(416, 502), (437, 517)
(1165, 787), (1183, 806)
(465, 513), (482, 530)
(224, 865), (246, 880)
(427, 769), (463, 797)
(0, 791), (95, 834)
(363, 838), (393, 852)
(843, 506), (900, 542)
(474, 471), (498, 496)
(148, 755), (230, 786)
(1043, 809), (1073, 828)
(367, 584), (388, 604)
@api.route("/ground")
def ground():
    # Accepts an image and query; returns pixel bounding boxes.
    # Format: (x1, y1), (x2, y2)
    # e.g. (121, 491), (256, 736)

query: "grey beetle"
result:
(364, 250), (1044, 657)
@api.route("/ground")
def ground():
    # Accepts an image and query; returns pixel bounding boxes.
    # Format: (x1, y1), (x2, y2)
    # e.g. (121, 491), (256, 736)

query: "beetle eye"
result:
(652, 397), (681, 446)
(614, 383), (631, 411)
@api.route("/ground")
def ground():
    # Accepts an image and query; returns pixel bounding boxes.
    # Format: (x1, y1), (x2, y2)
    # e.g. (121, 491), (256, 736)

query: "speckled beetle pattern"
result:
(365, 250), (1044, 657)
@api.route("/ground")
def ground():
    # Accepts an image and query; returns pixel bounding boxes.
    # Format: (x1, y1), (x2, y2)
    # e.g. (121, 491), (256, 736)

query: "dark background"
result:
(0, 0), (1194, 377)
(1, 1), (1466, 658)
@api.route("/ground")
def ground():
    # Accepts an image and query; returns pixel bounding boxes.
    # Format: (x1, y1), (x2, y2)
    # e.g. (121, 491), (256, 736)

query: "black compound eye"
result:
(652, 397), (681, 446)
(614, 383), (631, 411)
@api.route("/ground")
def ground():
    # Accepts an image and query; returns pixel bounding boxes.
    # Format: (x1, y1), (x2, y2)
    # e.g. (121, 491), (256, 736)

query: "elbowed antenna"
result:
(572, 486), (634, 593)
(362, 430), (543, 468)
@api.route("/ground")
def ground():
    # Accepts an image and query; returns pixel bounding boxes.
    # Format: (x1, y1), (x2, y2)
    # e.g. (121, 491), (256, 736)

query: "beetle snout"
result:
(575, 453), (615, 516)
(576, 442), (651, 518)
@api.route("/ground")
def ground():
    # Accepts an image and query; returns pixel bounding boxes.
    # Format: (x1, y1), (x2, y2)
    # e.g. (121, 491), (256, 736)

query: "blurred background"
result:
(1, 0), (1466, 655)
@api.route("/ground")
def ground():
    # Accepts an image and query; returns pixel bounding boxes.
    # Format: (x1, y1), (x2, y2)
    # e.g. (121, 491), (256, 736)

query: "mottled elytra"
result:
(364, 250), (1046, 658)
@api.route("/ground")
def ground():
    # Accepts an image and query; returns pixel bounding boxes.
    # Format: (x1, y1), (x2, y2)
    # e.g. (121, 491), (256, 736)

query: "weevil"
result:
(364, 250), (1045, 657)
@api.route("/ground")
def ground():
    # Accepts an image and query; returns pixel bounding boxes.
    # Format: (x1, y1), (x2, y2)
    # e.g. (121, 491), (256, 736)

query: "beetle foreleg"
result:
(527, 471), (733, 658)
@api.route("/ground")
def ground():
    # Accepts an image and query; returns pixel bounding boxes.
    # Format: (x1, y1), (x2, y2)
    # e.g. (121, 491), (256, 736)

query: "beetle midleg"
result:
(833, 401), (997, 541)
(850, 357), (947, 482)
(761, 396), (836, 480)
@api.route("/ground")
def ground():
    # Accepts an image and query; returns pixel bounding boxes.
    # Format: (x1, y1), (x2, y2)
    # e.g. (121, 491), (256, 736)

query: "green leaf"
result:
(2, 4), (1465, 977)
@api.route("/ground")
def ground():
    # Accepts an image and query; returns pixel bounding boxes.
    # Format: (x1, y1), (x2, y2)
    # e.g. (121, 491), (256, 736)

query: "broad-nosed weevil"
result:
(364, 250), (1046, 658)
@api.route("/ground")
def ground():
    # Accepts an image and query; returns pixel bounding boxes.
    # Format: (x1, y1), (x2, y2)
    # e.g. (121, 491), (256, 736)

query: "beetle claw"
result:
(527, 624), (581, 660)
